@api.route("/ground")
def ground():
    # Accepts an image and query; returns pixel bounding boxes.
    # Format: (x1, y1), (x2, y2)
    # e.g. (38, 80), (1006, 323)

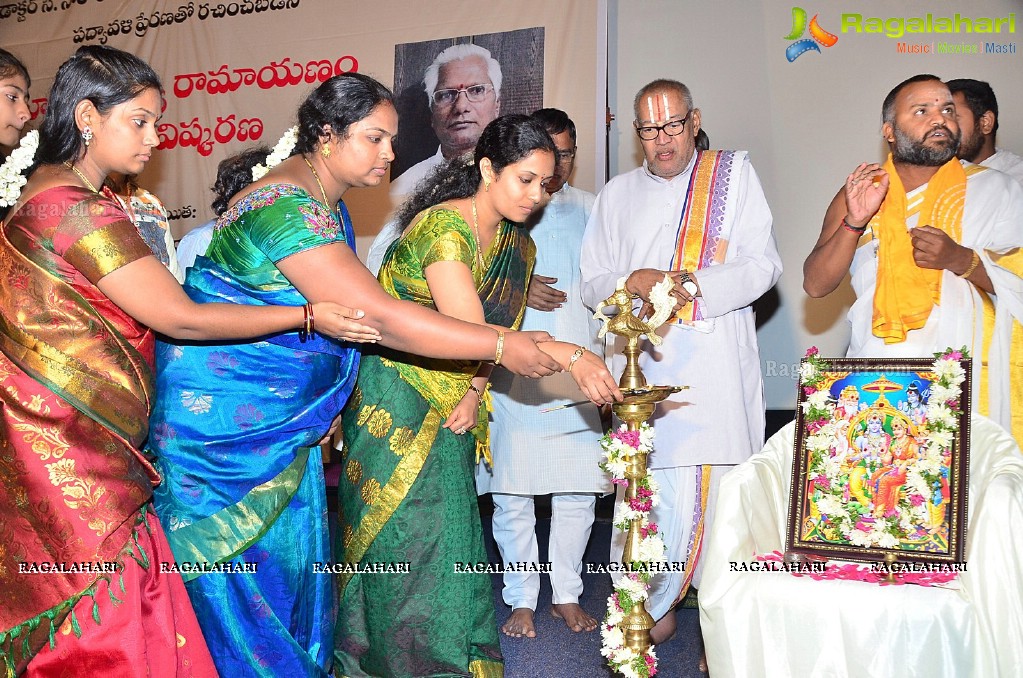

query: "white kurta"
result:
(175, 219), (215, 272)
(477, 184), (610, 495)
(982, 147), (1023, 186)
(366, 148), (446, 274)
(389, 147), (445, 198)
(580, 154), (782, 469)
(847, 163), (1023, 432)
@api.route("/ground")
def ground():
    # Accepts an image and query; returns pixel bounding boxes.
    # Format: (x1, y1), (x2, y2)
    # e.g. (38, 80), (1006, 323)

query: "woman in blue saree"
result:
(148, 76), (564, 677)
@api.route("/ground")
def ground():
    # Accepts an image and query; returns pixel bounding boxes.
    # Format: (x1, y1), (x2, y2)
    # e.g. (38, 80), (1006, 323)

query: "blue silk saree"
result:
(149, 185), (359, 676)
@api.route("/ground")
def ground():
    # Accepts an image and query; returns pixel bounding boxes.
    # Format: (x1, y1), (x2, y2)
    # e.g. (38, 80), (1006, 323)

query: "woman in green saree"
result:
(335, 115), (620, 677)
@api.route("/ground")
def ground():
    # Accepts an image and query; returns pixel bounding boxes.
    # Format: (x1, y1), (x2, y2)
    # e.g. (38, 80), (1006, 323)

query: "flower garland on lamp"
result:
(798, 346), (966, 549)
(0, 130), (39, 207)
(599, 421), (664, 678)
(251, 126), (299, 181)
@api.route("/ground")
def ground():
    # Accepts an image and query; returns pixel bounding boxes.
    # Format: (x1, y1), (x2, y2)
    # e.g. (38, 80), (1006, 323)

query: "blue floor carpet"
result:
(481, 500), (707, 678)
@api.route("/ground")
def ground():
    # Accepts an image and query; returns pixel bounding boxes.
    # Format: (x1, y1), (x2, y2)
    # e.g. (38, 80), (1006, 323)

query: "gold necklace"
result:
(470, 194), (486, 272)
(303, 155), (336, 218)
(63, 161), (99, 193)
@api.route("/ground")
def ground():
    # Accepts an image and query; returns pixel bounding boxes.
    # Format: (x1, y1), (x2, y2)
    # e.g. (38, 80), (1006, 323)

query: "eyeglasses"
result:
(556, 148), (576, 161)
(432, 83), (494, 107)
(635, 112), (691, 141)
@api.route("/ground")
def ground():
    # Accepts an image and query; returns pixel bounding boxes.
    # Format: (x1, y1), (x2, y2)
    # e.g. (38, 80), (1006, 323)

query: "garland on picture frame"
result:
(798, 346), (967, 548)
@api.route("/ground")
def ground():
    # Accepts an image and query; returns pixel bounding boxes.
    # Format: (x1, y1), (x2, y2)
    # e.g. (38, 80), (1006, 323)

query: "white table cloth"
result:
(699, 415), (1023, 677)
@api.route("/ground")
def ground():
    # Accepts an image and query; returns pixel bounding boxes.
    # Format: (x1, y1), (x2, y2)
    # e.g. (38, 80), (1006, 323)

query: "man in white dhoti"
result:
(366, 44), (502, 272)
(804, 74), (1023, 444)
(946, 78), (1023, 186)
(579, 79), (781, 646)
(477, 108), (609, 639)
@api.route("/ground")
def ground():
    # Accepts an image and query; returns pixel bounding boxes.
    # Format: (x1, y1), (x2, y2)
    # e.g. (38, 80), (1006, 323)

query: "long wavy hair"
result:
(37, 46), (161, 166)
(394, 114), (555, 231)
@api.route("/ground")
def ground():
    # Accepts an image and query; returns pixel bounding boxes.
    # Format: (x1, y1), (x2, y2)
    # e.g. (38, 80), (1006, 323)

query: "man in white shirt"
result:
(946, 78), (1023, 186)
(479, 108), (608, 639)
(580, 79), (781, 645)
(366, 44), (502, 272)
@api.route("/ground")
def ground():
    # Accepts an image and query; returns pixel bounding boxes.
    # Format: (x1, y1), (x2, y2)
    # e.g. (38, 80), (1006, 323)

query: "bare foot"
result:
(501, 608), (536, 638)
(550, 603), (598, 632)
(649, 611), (677, 644)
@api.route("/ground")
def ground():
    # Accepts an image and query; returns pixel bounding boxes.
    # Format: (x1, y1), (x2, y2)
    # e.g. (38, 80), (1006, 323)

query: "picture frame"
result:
(786, 355), (970, 565)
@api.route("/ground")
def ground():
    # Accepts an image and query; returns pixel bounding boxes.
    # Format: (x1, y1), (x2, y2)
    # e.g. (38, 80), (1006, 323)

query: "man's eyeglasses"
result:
(635, 112), (691, 141)
(556, 148), (576, 161)
(432, 84), (494, 107)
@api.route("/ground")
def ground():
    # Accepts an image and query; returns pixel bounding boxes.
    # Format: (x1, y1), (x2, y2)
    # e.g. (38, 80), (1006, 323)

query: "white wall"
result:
(611, 0), (1023, 407)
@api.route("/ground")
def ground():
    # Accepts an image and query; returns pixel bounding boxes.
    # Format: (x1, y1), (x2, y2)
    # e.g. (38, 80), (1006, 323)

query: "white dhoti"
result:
(609, 465), (727, 619)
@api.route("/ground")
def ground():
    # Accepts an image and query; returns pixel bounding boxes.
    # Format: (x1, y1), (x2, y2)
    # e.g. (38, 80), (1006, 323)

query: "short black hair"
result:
(531, 108), (576, 144)
(946, 78), (998, 134)
(881, 74), (942, 124)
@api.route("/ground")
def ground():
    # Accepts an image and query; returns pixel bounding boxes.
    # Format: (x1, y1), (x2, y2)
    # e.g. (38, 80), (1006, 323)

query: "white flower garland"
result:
(599, 422), (663, 677)
(251, 126), (299, 181)
(799, 347), (966, 548)
(0, 130), (39, 207)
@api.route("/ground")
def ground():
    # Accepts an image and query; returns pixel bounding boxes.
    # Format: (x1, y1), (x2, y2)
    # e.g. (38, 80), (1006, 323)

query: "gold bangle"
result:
(567, 346), (586, 372)
(494, 331), (505, 365)
(957, 250), (980, 279)
(467, 384), (484, 403)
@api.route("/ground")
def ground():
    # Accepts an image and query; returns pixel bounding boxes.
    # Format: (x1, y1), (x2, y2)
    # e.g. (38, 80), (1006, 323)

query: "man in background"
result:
(479, 108), (607, 639)
(946, 78), (1023, 185)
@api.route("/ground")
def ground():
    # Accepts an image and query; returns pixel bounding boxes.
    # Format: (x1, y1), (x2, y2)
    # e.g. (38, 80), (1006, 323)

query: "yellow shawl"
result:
(871, 155), (966, 344)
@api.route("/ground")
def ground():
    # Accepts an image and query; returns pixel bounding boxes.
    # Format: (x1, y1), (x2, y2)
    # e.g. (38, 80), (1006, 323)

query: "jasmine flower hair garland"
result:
(0, 130), (39, 207)
(251, 126), (299, 181)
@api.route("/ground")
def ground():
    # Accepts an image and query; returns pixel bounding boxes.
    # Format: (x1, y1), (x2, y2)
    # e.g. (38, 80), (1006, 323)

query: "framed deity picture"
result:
(785, 352), (970, 565)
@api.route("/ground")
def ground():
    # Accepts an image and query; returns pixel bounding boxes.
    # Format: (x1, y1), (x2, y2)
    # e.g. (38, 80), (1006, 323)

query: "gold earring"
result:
(82, 126), (93, 147)
(484, 180), (490, 192)
(321, 145), (331, 159)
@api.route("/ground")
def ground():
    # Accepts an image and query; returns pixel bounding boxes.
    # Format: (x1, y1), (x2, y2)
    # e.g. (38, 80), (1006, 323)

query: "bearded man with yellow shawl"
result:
(804, 74), (1023, 446)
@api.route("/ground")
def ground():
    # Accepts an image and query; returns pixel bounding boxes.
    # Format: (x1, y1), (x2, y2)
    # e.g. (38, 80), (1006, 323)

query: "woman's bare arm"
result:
(97, 256), (372, 341)
(274, 243), (562, 377)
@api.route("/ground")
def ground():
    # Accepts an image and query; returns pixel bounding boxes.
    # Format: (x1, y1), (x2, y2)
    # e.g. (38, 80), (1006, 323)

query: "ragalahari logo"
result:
(784, 7), (839, 61)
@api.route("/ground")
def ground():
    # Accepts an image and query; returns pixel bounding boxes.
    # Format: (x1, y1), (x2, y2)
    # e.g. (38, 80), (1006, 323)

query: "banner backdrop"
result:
(0, 1), (602, 248)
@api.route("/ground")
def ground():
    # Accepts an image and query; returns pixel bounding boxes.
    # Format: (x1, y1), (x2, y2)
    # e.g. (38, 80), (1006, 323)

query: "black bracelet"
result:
(841, 217), (867, 234)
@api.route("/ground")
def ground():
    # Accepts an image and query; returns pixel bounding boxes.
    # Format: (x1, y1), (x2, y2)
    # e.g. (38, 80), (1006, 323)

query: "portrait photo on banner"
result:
(390, 27), (544, 182)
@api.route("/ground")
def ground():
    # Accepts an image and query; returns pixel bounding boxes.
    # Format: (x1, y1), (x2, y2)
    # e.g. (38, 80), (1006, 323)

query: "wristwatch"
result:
(679, 270), (698, 296)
